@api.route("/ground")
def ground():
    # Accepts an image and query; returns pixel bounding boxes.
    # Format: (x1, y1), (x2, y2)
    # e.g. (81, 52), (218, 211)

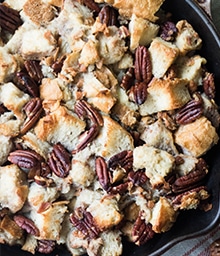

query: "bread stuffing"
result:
(0, 0), (219, 255)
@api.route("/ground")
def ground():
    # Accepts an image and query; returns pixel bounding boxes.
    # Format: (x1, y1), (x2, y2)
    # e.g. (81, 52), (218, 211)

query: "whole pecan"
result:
(14, 215), (40, 236)
(21, 97), (43, 134)
(203, 72), (215, 99)
(120, 67), (135, 91)
(8, 149), (43, 169)
(108, 150), (133, 173)
(128, 81), (148, 105)
(74, 100), (103, 127)
(37, 240), (56, 254)
(16, 71), (40, 97)
(132, 212), (155, 246)
(134, 46), (152, 83)
(0, 4), (23, 33)
(79, 0), (100, 16)
(70, 207), (100, 239)
(128, 170), (148, 186)
(160, 21), (178, 42)
(172, 158), (208, 194)
(98, 5), (119, 27)
(24, 60), (44, 84)
(175, 93), (203, 125)
(95, 156), (111, 191)
(48, 143), (71, 178)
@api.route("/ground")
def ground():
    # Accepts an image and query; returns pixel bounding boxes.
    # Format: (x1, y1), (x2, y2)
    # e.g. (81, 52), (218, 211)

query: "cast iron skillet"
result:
(1, 0), (220, 255)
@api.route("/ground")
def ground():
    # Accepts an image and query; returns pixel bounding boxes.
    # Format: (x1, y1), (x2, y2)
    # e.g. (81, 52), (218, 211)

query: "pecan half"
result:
(28, 161), (52, 182)
(109, 182), (129, 195)
(175, 93), (203, 125)
(95, 156), (111, 191)
(34, 175), (55, 187)
(204, 105), (220, 129)
(165, 172), (177, 185)
(24, 60), (44, 84)
(21, 97), (43, 134)
(51, 55), (66, 74)
(74, 100), (103, 127)
(108, 150), (133, 173)
(172, 186), (209, 205)
(14, 215), (40, 236)
(48, 143), (71, 178)
(120, 67), (135, 91)
(160, 21), (178, 42)
(130, 131), (145, 147)
(128, 170), (148, 186)
(0, 4), (23, 33)
(73, 124), (100, 153)
(73, 100), (103, 152)
(8, 149), (43, 169)
(203, 72), (215, 99)
(157, 111), (177, 131)
(37, 240), (56, 254)
(70, 207), (100, 239)
(16, 71), (40, 97)
(132, 212), (155, 246)
(99, 5), (119, 27)
(0, 208), (10, 220)
(172, 158), (208, 194)
(174, 155), (185, 165)
(128, 82), (148, 105)
(134, 46), (152, 83)
(118, 25), (130, 39)
(0, 103), (9, 115)
(79, 0), (100, 16)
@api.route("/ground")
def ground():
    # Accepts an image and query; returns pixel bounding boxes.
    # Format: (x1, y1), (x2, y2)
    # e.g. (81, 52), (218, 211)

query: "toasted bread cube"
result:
(20, 28), (57, 59)
(0, 48), (19, 83)
(175, 20), (202, 55)
(93, 115), (134, 159)
(139, 78), (191, 115)
(98, 0), (165, 22)
(133, 145), (175, 187)
(0, 164), (28, 213)
(149, 37), (179, 78)
(174, 116), (219, 157)
(30, 201), (68, 240)
(0, 82), (30, 119)
(34, 105), (86, 151)
(150, 197), (177, 233)
(129, 14), (159, 51)
(87, 197), (123, 230)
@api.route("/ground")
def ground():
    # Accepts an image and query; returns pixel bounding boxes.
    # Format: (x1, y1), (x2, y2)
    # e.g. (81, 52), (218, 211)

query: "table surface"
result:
(162, 1), (220, 255)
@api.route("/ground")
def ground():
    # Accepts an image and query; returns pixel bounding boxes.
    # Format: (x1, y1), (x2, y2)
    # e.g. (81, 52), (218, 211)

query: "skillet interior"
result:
(1, 0), (220, 255)
(122, 0), (220, 255)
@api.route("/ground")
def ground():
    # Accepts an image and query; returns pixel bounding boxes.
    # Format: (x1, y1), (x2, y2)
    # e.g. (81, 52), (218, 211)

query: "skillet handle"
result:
(194, 0), (212, 17)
